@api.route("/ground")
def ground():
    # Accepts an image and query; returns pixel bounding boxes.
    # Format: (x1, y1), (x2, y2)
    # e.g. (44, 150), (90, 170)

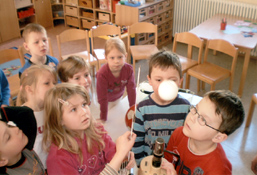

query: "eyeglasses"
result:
(189, 105), (221, 132)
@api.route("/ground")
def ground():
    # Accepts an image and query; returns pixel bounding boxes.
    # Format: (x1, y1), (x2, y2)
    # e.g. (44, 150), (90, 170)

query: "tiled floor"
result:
(1, 23), (257, 174)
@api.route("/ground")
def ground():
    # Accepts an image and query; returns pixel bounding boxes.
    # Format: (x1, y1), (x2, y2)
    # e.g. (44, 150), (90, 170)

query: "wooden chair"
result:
(172, 32), (204, 88)
(0, 48), (24, 105)
(56, 29), (99, 72)
(128, 22), (159, 73)
(185, 39), (238, 92)
(245, 93), (257, 128)
(90, 24), (121, 68)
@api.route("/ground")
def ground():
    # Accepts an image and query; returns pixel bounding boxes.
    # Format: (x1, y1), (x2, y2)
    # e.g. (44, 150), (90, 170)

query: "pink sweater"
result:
(47, 127), (116, 175)
(97, 63), (136, 121)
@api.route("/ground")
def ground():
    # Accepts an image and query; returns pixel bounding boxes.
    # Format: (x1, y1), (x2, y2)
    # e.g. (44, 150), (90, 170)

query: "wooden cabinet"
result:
(115, 0), (173, 47)
(0, 0), (20, 43)
(34, 0), (53, 28)
(63, 0), (115, 29)
(51, 0), (65, 25)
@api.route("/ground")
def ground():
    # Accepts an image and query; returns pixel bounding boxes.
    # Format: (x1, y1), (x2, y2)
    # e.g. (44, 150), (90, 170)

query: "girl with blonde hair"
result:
(43, 83), (135, 174)
(97, 38), (136, 121)
(16, 64), (57, 168)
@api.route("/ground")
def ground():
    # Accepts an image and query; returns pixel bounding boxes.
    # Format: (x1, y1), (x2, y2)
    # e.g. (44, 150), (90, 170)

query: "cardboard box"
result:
(156, 13), (164, 25)
(147, 5), (156, 16)
(66, 16), (79, 27)
(139, 8), (147, 19)
(65, 5), (78, 16)
(98, 12), (110, 21)
(82, 11), (93, 18)
(156, 2), (164, 12)
(66, 0), (78, 5)
(82, 19), (95, 29)
(79, 0), (92, 8)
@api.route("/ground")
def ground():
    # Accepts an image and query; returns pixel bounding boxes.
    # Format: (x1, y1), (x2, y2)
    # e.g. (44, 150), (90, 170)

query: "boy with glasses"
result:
(163, 90), (244, 174)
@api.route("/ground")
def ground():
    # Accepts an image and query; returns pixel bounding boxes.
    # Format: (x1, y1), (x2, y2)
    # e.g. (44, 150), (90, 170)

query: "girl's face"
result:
(106, 48), (127, 73)
(61, 94), (91, 137)
(67, 69), (92, 92)
(34, 72), (56, 109)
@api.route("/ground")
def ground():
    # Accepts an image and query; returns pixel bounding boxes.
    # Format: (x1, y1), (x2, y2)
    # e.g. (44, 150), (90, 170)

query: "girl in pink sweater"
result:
(97, 38), (136, 121)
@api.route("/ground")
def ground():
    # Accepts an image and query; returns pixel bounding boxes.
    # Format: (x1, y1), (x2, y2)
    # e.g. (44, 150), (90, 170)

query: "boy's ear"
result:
(23, 42), (29, 51)
(0, 158), (8, 167)
(212, 132), (227, 143)
(178, 77), (184, 87)
(147, 75), (152, 86)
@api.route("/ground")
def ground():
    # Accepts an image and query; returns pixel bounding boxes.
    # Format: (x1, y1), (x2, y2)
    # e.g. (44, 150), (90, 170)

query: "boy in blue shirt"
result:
(19, 23), (59, 77)
(132, 50), (190, 166)
(0, 69), (10, 107)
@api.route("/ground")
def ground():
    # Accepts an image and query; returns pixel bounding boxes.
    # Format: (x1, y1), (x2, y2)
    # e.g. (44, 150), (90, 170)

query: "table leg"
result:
(238, 49), (251, 97)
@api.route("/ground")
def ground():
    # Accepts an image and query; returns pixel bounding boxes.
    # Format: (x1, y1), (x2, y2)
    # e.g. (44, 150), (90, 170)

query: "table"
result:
(190, 14), (257, 97)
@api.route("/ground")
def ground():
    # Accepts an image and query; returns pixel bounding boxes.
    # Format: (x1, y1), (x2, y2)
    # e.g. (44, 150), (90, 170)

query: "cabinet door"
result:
(0, 0), (20, 42)
(34, 0), (53, 28)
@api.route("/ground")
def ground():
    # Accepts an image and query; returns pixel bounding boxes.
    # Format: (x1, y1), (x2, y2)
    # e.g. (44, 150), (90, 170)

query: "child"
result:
(16, 64), (57, 168)
(132, 50), (190, 166)
(19, 23), (59, 77)
(43, 83), (135, 174)
(0, 106), (45, 174)
(97, 38), (136, 121)
(0, 69), (10, 107)
(164, 90), (245, 174)
(57, 55), (92, 93)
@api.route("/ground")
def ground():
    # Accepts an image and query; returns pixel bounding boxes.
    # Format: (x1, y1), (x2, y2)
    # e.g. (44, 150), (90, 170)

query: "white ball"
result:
(158, 80), (178, 101)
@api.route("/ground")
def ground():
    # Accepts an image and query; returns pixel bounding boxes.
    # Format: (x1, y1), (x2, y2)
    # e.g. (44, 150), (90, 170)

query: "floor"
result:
(1, 22), (256, 174)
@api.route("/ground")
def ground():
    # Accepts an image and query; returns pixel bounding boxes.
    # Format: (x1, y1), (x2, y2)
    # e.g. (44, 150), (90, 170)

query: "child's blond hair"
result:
(104, 38), (126, 56)
(16, 65), (57, 106)
(22, 23), (47, 42)
(57, 55), (90, 82)
(43, 83), (105, 164)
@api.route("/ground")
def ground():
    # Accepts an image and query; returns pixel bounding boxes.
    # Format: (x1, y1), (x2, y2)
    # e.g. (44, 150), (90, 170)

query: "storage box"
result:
(53, 11), (64, 17)
(164, 10), (172, 20)
(14, 0), (32, 9)
(164, 20), (172, 32)
(79, 0), (93, 8)
(163, 32), (172, 41)
(65, 5), (78, 16)
(148, 32), (155, 40)
(82, 11), (93, 18)
(156, 2), (164, 12)
(164, 0), (172, 10)
(17, 7), (34, 19)
(98, 12), (110, 21)
(158, 35), (163, 44)
(66, 0), (78, 5)
(156, 13), (164, 25)
(66, 16), (79, 27)
(148, 16), (156, 24)
(136, 33), (147, 45)
(157, 24), (164, 34)
(82, 19), (95, 29)
(139, 8), (147, 19)
(147, 5), (156, 16)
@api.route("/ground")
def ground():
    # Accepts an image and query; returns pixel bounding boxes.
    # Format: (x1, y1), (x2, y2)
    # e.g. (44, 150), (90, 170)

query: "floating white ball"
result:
(158, 80), (178, 101)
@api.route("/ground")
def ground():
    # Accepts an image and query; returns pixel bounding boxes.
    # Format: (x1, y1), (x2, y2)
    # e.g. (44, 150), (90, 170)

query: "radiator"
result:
(173, 0), (257, 57)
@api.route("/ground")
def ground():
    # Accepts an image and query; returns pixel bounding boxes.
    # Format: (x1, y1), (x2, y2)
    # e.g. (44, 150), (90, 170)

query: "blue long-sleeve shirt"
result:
(0, 69), (10, 106)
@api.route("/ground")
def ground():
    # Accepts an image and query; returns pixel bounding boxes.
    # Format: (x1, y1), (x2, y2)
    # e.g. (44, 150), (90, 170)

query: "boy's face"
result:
(67, 69), (92, 93)
(183, 97), (223, 141)
(106, 48), (126, 73)
(0, 121), (28, 166)
(24, 31), (48, 58)
(147, 66), (182, 103)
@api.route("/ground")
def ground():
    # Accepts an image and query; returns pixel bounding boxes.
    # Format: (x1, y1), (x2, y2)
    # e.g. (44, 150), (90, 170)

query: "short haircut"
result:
(57, 55), (91, 82)
(204, 90), (245, 135)
(104, 38), (126, 56)
(22, 23), (47, 42)
(148, 50), (182, 78)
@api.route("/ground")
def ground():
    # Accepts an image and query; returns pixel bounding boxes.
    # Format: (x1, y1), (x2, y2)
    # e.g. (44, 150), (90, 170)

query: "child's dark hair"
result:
(148, 50), (182, 78)
(205, 90), (244, 135)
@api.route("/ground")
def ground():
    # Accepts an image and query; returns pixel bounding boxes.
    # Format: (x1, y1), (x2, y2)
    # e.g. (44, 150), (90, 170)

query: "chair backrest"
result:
(0, 48), (24, 66)
(204, 39), (238, 73)
(128, 22), (158, 47)
(56, 29), (90, 61)
(90, 24), (121, 52)
(173, 32), (204, 64)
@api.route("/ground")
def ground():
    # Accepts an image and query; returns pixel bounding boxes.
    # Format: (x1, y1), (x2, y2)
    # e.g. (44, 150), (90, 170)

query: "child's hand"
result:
(251, 154), (257, 174)
(116, 131), (136, 158)
(161, 158), (177, 175)
(126, 151), (135, 170)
